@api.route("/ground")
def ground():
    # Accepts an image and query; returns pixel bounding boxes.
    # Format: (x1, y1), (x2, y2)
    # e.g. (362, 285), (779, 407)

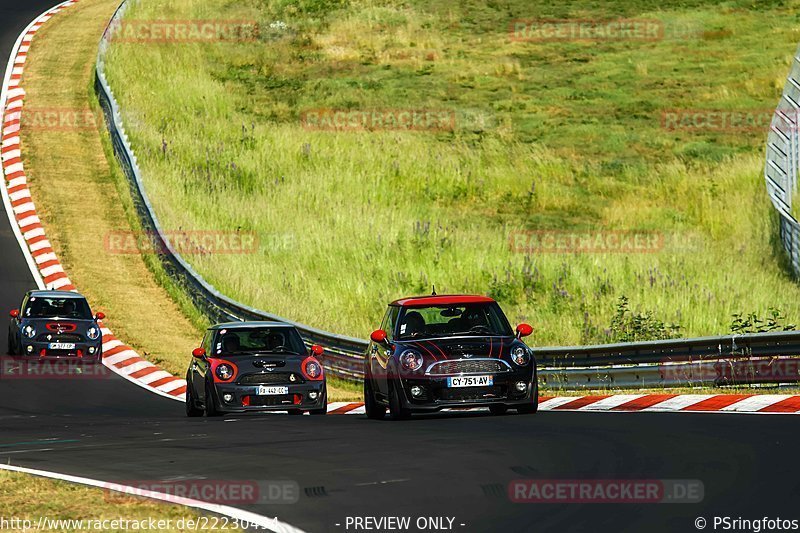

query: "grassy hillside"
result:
(104, 0), (800, 345)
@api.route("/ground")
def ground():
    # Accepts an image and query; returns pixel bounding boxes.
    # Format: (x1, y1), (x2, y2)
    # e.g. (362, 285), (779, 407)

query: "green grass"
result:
(103, 0), (800, 347)
(0, 471), (237, 532)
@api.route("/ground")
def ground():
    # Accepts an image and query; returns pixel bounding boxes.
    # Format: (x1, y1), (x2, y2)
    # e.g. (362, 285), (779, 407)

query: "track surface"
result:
(2, 2), (800, 532)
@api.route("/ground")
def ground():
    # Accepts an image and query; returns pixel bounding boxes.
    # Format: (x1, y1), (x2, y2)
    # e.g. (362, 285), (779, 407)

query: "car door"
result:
(193, 330), (212, 402)
(372, 306), (398, 398)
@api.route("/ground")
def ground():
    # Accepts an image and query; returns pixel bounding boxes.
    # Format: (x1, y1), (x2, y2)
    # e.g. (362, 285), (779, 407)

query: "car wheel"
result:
(517, 379), (539, 415)
(6, 331), (13, 355)
(364, 375), (385, 420)
(185, 377), (203, 418)
(203, 381), (222, 417)
(387, 373), (411, 420)
(310, 385), (328, 415)
(489, 404), (508, 415)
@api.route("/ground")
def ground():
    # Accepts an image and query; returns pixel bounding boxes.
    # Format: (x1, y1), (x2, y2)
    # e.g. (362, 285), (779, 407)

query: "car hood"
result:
(396, 336), (517, 359)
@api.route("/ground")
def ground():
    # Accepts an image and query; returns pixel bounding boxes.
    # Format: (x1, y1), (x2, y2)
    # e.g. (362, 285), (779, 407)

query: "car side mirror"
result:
(516, 323), (533, 338)
(370, 329), (388, 344)
(9, 309), (19, 319)
(95, 312), (105, 320)
(311, 344), (324, 356)
(192, 347), (206, 358)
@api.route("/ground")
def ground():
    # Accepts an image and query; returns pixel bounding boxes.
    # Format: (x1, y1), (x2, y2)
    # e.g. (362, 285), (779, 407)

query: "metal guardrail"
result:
(94, 1), (800, 389)
(766, 45), (800, 275)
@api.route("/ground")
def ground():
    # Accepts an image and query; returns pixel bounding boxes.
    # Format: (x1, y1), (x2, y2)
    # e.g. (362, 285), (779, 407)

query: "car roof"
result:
(210, 321), (294, 330)
(390, 294), (496, 307)
(27, 290), (86, 299)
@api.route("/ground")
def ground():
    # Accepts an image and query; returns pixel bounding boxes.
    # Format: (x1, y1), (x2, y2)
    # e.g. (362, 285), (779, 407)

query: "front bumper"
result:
(213, 380), (326, 412)
(397, 370), (535, 412)
(19, 340), (102, 360)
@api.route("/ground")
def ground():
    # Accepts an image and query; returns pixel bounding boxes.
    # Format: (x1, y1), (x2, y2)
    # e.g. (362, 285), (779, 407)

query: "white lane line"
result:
(0, 464), (304, 533)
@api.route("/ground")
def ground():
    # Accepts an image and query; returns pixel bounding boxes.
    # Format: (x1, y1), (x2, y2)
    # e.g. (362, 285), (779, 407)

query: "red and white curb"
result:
(325, 393), (800, 414)
(0, 0), (186, 402)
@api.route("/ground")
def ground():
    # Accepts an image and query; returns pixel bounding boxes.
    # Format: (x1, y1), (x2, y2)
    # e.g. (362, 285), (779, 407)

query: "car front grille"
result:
(427, 359), (510, 376)
(238, 373), (302, 385)
(36, 333), (83, 342)
(437, 386), (505, 402)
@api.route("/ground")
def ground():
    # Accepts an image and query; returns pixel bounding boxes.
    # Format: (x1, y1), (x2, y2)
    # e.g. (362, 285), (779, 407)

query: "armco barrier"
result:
(95, 1), (800, 389)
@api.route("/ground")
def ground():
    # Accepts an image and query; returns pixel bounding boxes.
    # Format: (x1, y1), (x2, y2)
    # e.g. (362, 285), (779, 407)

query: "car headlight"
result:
(23, 325), (36, 339)
(511, 346), (530, 366)
(400, 350), (424, 372)
(304, 360), (322, 379)
(216, 364), (234, 381)
(87, 327), (100, 340)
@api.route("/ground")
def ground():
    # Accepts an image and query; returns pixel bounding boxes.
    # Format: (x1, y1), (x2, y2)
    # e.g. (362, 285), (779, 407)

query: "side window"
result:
(202, 331), (213, 353)
(385, 307), (400, 341)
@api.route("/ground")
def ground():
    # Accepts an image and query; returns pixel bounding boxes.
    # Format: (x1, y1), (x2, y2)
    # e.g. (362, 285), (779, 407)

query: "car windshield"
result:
(24, 296), (92, 319)
(213, 327), (306, 356)
(396, 303), (513, 339)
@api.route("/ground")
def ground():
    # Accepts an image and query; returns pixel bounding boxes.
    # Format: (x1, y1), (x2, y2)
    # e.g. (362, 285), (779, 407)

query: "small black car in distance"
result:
(185, 321), (327, 417)
(7, 290), (105, 362)
(364, 294), (537, 420)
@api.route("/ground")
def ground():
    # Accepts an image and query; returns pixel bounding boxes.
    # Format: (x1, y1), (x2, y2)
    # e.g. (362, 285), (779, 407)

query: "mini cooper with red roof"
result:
(7, 290), (105, 362)
(185, 321), (327, 416)
(364, 294), (537, 420)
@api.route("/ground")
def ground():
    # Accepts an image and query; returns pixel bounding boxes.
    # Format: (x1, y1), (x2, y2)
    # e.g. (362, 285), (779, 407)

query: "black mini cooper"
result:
(185, 321), (327, 416)
(364, 295), (537, 420)
(7, 290), (105, 361)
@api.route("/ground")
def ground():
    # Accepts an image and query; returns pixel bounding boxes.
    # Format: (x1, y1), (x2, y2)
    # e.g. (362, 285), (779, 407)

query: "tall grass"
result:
(104, 0), (800, 345)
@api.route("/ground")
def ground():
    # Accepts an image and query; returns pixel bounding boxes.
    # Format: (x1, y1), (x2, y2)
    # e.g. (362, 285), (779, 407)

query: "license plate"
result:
(257, 386), (288, 395)
(48, 342), (76, 350)
(447, 375), (493, 388)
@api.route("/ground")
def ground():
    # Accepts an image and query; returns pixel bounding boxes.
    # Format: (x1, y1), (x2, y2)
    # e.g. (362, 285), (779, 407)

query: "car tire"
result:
(7, 331), (14, 355)
(185, 377), (203, 418)
(517, 378), (539, 415)
(388, 373), (411, 421)
(364, 375), (386, 420)
(287, 409), (304, 415)
(203, 381), (222, 417)
(310, 385), (328, 415)
(489, 404), (508, 415)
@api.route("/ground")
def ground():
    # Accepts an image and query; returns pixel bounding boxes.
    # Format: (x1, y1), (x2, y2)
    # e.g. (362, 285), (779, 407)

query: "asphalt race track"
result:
(2, 2), (800, 532)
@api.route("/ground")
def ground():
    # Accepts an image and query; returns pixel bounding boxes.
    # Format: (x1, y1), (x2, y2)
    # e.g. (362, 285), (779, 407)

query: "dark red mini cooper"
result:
(364, 294), (537, 420)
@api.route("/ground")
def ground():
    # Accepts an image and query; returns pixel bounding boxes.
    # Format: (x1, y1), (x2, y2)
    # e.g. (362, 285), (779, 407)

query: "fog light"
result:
(25, 345), (33, 353)
(515, 381), (527, 392)
(88, 346), (96, 354)
(223, 393), (233, 402)
(309, 391), (319, 400)
(410, 385), (423, 398)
